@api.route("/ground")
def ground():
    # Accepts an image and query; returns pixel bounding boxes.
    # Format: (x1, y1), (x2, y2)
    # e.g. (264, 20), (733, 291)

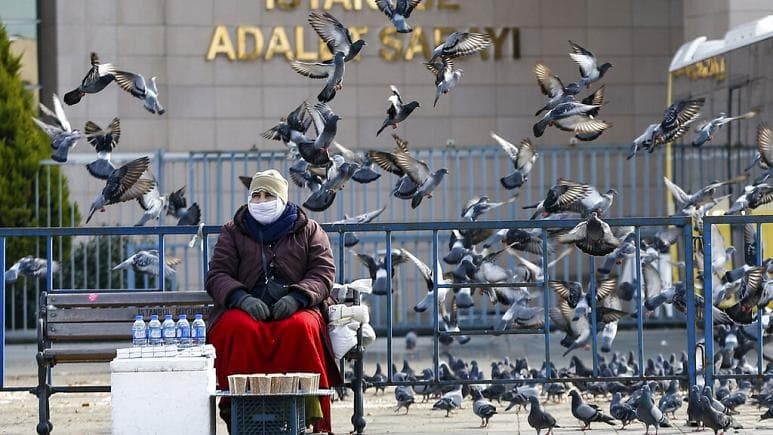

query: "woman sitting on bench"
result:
(206, 169), (342, 434)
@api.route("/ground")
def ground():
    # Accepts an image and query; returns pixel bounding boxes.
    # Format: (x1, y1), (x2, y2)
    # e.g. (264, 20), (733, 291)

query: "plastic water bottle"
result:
(176, 314), (191, 347)
(147, 314), (162, 346)
(162, 314), (177, 345)
(191, 314), (206, 346)
(132, 315), (146, 347)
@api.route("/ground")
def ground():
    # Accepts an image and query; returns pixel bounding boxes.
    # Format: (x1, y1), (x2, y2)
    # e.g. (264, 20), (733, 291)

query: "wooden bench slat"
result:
(47, 291), (213, 307)
(48, 307), (213, 323)
(48, 322), (135, 341)
(43, 348), (117, 364)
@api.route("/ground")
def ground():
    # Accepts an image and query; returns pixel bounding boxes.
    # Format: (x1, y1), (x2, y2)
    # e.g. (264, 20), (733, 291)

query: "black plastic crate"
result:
(230, 394), (306, 435)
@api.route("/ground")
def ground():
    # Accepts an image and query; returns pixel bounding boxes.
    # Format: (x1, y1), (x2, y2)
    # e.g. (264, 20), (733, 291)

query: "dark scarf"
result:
(243, 202), (299, 243)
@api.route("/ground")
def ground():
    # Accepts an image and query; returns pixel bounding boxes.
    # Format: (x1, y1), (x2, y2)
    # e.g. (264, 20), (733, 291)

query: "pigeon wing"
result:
(308, 12), (353, 56)
(758, 123), (773, 168)
(289, 60), (333, 79)
(52, 94), (71, 132)
(490, 131), (520, 163)
(114, 70), (147, 99)
(439, 32), (491, 58)
(534, 63), (564, 98)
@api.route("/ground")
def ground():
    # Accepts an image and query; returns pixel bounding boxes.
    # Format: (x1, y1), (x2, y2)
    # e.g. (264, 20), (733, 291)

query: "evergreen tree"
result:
(0, 25), (77, 329)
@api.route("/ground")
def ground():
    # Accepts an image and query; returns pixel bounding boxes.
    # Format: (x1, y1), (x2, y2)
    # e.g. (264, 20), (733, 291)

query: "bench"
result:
(34, 290), (214, 435)
(34, 290), (368, 435)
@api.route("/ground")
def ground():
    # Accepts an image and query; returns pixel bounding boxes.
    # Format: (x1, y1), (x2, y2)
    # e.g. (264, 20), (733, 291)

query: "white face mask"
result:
(247, 199), (286, 225)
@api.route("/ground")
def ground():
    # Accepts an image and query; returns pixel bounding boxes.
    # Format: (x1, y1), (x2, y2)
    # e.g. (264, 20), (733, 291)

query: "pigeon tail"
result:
(376, 121), (390, 136)
(63, 88), (83, 105)
(303, 189), (337, 212)
(500, 171), (526, 190)
(318, 84), (337, 103)
(533, 118), (549, 137)
(351, 167), (381, 183)
(410, 194), (424, 209)
(343, 233), (360, 248)
(86, 159), (115, 180)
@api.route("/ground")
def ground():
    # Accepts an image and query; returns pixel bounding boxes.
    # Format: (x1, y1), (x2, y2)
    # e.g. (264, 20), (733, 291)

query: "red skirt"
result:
(209, 308), (333, 433)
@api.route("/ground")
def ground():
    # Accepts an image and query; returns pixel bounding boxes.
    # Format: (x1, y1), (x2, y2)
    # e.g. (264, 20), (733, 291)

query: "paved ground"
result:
(0, 329), (769, 434)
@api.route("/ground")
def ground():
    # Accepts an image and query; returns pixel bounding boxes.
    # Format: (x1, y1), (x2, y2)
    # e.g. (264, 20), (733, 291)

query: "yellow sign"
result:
(672, 56), (726, 81)
(205, 0), (519, 62)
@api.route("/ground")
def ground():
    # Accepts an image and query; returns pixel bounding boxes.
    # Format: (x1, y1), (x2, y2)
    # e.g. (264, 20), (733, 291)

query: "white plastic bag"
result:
(329, 321), (359, 360)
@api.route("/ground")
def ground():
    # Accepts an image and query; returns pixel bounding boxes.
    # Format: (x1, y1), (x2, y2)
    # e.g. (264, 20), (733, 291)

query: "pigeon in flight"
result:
(85, 156), (155, 224)
(627, 123), (659, 160)
(308, 11), (367, 62)
(533, 62), (581, 116)
(574, 85), (608, 141)
(135, 176), (167, 227)
(425, 56), (463, 107)
(377, 85), (420, 136)
(558, 212), (630, 256)
(725, 182), (773, 214)
(84, 117), (121, 180)
(351, 248), (411, 295)
(63, 52), (116, 105)
(32, 94), (82, 163)
(325, 206), (387, 247)
(647, 97), (705, 152)
(290, 51), (346, 103)
(4, 256), (60, 284)
(166, 186), (201, 226)
(261, 101), (314, 147)
(113, 249), (181, 278)
(692, 108), (759, 147)
(429, 31), (492, 64)
(113, 71), (165, 115)
(526, 178), (617, 218)
(490, 132), (538, 190)
(532, 101), (609, 138)
(301, 154), (358, 212)
(568, 40), (613, 88)
(461, 195), (518, 221)
(663, 175), (747, 211)
(745, 123), (773, 177)
(298, 102), (340, 166)
(376, 0), (423, 33)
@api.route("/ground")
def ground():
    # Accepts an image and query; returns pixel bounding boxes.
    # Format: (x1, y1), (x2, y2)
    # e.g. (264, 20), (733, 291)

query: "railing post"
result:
(683, 222), (696, 387)
(385, 231), (393, 382)
(756, 222), (763, 377)
(589, 256), (599, 377)
(1, 237), (5, 388)
(432, 231), (440, 384)
(541, 230), (551, 379)
(703, 221), (714, 388)
(634, 227), (644, 375)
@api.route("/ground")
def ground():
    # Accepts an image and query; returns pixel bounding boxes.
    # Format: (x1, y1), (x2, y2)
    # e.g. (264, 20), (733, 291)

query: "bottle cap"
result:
(135, 315), (143, 320)
(179, 314), (187, 319)
(195, 314), (203, 319)
(164, 314), (173, 319)
(150, 314), (159, 320)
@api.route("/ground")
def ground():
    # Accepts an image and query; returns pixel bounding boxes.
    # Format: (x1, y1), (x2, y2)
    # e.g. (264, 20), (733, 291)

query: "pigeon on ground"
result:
(610, 391), (636, 428)
(429, 31), (492, 64)
(404, 330), (418, 350)
(85, 156), (155, 224)
(698, 396), (734, 435)
(377, 85), (419, 135)
(491, 132), (539, 190)
(569, 390), (616, 430)
(63, 52), (116, 105)
(166, 186), (201, 226)
(307, 11), (367, 62)
(113, 249), (181, 278)
(636, 384), (671, 435)
(4, 256), (60, 284)
(135, 178), (168, 227)
(393, 385), (415, 414)
(471, 387), (497, 428)
(568, 40), (613, 88)
(432, 396), (457, 417)
(84, 117), (120, 179)
(324, 206), (387, 247)
(557, 212), (626, 256)
(533, 101), (609, 138)
(32, 94), (82, 163)
(113, 71), (165, 115)
(527, 395), (559, 435)
(261, 101), (313, 146)
(533, 62), (580, 116)
(425, 56), (463, 107)
(290, 51), (346, 103)
(376, 0), (422, 33)
(692, 108), (759, 147)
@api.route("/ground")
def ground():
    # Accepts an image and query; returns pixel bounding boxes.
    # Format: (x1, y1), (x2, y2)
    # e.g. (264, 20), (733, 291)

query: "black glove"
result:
(272, 294), (301, 320)
(238, 295), (270, 321)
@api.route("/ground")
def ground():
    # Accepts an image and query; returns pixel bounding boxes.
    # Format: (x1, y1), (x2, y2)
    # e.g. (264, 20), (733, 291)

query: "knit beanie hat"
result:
(249, 169), (288, 204)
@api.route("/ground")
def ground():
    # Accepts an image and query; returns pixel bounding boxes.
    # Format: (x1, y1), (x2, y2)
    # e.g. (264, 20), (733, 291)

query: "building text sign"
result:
(205, 0), (520, 62)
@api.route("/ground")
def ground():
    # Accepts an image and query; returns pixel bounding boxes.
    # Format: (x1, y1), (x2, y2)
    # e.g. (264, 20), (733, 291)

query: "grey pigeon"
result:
(432, 396), (457, 417)
(527, 395), (559, 435)
(636, 384), (670, 435)
(32, 94), (82, 163)
(393, 385), (415, 413)
(461, 195), (517, 221)
(692, 108), (759, 147)
(569, 389), (615, 430)
(325, 206), (387, 247)
(85, 156), (155, 224)
(627, 123), (659, 160)
(261, 101), (313, 146)
(376, 0), (422, 33)
(298, 102), (339, 166)
(113, 249), (181, 278)
(135, 179), (167, 227)
(63, 52), (116, 105)
(291, 51), (346, 103)
(84, 117), (120, 179)
(533, 101), (609, 138)
(404, 330), (417, 350)
(725, 181), (773, 214)
(526, 178), (617, 217)
(557, 212), (624, 256)
(609, 391), (636, 428)
(114, 71), (165, 115)
(647, 97), (705, 152)
(568, 40), (613, 88)
(330, 141), (382, 184)
(491, 132), (538, 190)
(745, 122), (773, 175)
(351, 248), (411, 295)
(471, 387), (497, 428)
(429, 31), (492, 63)
(698, 396), (734, 435)
(574, 85), (608, 141)
(533, 62), (580, 116)
(302, 154), (358, 212)
(425, 56), (463, 107)
(166, 186), (201, 226)
(663, 174), (747, 210)
(307, 11), (366, 62)
(377, 85), (419, 136)
(4, 256), (60, 284)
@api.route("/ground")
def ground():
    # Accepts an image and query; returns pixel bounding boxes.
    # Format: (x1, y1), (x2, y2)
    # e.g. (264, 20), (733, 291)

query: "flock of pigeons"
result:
(7, 2), (773, 430)
(348, 351), (773, 434)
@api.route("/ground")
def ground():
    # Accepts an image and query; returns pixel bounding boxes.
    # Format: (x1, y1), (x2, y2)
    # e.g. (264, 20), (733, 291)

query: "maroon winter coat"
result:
(205, 204), (342, 385)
